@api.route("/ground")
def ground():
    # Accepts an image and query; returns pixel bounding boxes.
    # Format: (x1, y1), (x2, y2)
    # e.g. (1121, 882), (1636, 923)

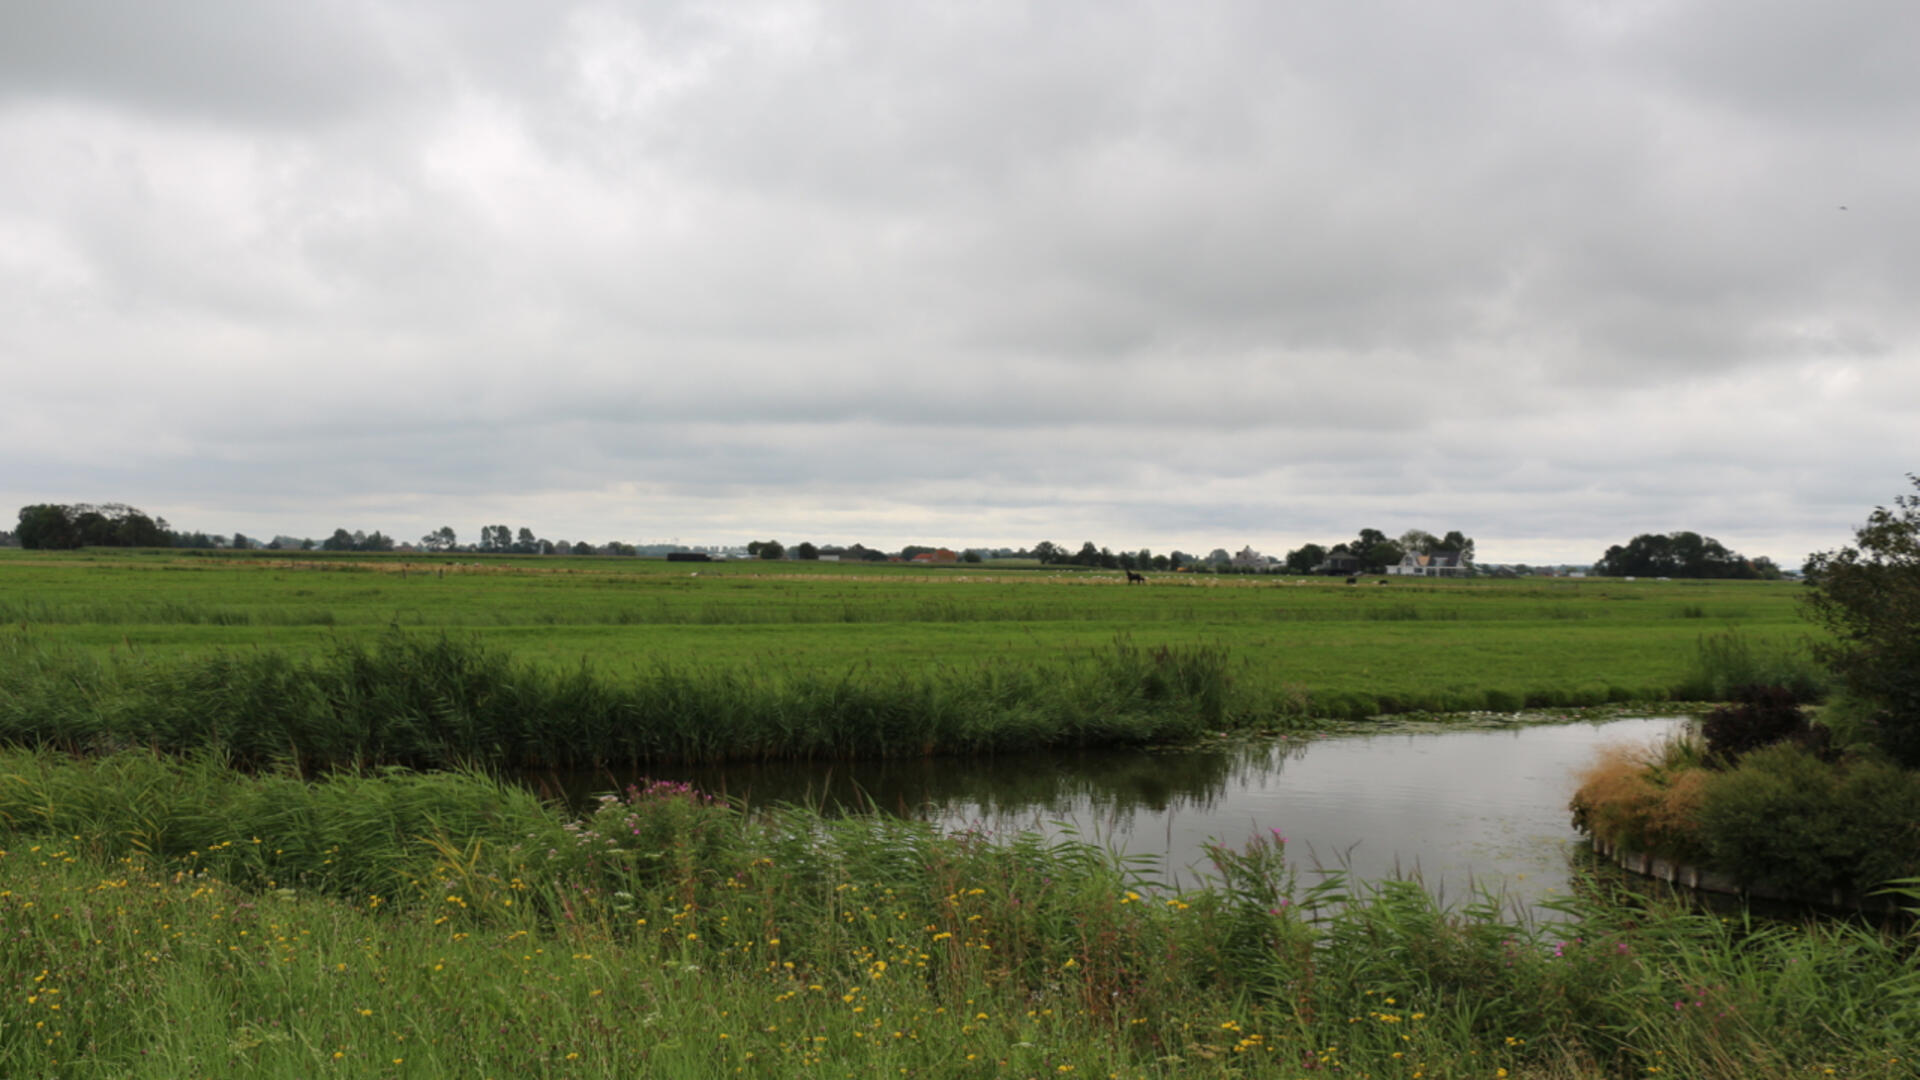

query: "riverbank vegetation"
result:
(2, 748), (1915, 1079)
(1572, 479), (1920, 904)
(0, 548), (1821, 743)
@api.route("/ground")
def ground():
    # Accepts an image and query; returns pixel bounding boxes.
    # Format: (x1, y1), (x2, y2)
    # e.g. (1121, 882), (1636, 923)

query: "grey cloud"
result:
(4, 1), (1918, 562)
(0, 1), (412, 126)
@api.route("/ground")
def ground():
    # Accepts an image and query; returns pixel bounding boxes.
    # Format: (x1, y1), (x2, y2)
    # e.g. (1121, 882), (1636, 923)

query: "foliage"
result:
(1674, 629), (1829, 704)
(1594, 531), (1762, 579)
(3, 750), (1917, 1078)
(1573, 735), (1920, 897)
(1283, 542), (1326, 574)
(1695, 744), (1920, 895)
(1568, 737), (1711, 862)
(0, 632), (1239, 770)
(1802, 474), (1920, 766)
(1700, 685), (1827, 765)
(15, 502), (169, 549)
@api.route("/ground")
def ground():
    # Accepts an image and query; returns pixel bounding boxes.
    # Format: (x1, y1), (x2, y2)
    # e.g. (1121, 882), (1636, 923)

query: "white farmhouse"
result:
(1385, 551), (1470, 577)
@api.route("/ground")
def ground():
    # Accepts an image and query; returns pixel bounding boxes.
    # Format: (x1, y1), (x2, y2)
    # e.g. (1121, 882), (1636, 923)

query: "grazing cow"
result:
(1126, 569), (1147, 584)
(1345, 576), (1358, 585)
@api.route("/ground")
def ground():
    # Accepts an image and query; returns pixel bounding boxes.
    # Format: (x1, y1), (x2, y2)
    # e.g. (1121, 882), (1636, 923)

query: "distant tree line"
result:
(9, 503), (1484, 575)
(32, 503), (1699, 580)
(17, 503), (176, 549)
(1593, 532), (1781, 579)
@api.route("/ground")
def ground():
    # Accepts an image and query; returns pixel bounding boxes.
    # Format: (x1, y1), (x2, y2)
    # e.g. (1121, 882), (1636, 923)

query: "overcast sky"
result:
(4, 1), (1916, 564)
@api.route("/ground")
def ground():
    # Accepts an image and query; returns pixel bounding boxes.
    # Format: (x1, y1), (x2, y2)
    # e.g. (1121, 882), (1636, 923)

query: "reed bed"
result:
(1, 748), (1914, 1078)
(0, 633), (1236, 770)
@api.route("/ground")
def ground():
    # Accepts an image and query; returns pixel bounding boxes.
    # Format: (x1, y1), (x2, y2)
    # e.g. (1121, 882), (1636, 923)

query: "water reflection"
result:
(533, 737), (1310, 822)
(531, 717), (1687, 913)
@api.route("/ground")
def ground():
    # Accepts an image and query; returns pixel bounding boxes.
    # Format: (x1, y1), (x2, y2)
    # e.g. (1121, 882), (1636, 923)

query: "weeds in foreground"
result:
(0, 749), (1914, 1078)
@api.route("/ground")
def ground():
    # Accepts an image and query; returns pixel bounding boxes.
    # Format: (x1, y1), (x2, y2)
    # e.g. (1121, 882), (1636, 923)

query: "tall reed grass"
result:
(1675, 629), (1830, 703)
(0, 632), (1236, 770)
(2, 749), (1914, 1078)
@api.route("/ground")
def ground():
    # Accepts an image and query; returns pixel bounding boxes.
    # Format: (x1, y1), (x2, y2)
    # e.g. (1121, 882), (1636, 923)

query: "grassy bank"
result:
(0, 625), (1830, 769)
(0, 632), (1235, 769)
(1, 749), (1915, 1079)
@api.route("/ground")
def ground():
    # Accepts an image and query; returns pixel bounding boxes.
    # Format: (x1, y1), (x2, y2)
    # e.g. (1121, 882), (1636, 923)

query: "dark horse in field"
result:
(1125, 570), (1147, 584)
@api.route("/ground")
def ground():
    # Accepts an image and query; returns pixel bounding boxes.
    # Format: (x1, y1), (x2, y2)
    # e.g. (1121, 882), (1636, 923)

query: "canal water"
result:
(543, 716), (1688, 915)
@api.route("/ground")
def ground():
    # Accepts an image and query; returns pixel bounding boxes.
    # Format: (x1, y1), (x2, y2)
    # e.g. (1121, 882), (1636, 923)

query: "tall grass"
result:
(1676, 629), (1830, 703)
(1, 749), (1914, 1078)
(0, 632), (1237, 770)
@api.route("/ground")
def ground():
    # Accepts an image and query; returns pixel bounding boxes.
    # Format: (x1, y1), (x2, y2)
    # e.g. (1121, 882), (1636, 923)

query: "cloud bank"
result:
(4, 1), (1916, 563)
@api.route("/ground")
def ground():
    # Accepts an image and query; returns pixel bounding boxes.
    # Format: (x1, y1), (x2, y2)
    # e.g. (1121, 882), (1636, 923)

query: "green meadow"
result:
(0, 547), (1818, 715)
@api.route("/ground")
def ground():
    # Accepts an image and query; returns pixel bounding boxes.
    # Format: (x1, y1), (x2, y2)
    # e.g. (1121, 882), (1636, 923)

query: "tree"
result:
(1399, 529), (1437, 554)
(1206, 548), (1231, 567)
(16, 504), (79, 549)
(1074, 542), (1101, 567)
(1595, 532), (1753, 578)
(231, 533), (251, 550)
(1365, 540), (1404, 572)
(70, 508), (113, 546)
(322, 529), (355, 552)
(1284, 543), (1327, 575)
(421, 526), (456, 552)
(513, 528), (538, 554)
(757, 540), (785, 560)
(115, 510), (167, 547)
(1802, 475), (1920, 765)
(1438, 530), (1476, 564)
(1032, 541), (1060, 564)
(794, 541), (820, 560)
(960, 549), (983, 564)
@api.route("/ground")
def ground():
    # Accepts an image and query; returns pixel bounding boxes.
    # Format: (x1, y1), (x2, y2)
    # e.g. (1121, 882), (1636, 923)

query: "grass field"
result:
(0, 548), (1821, 716)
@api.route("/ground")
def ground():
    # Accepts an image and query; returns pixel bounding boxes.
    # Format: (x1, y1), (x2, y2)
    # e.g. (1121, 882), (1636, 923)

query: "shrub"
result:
(1803, 474), (1920, 765)
(1700, 685), (1828, 766)
(1696, 744), (1920, 895)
